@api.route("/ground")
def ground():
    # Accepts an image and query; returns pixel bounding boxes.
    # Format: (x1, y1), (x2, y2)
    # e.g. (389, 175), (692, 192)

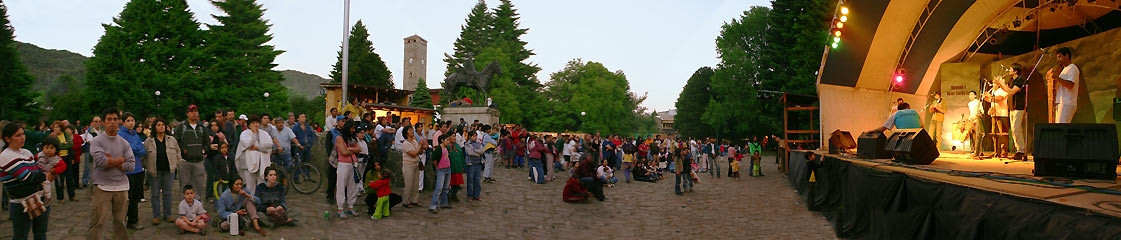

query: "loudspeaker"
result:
(1033, 123), (1119, 179)
(885, 128), (940, 165)
(858, 131), (891, 159)
(829, 130), (856, 154)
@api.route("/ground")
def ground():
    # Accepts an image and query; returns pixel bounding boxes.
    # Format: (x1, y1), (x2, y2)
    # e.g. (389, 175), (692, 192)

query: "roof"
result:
(320, 83), (415, 101)
(818, 0), (1121, 95)
(363, 103), (436, 113)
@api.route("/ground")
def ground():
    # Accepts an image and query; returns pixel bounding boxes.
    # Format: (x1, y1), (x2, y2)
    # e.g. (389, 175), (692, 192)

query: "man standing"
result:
(173, 105), (209, 202)
(1046, 47), (1079, 123)
(81, 116), (104, 188)
(292, 113), (316, 165)
(89, 108), (137, 240)
(995, 63), (1028, 160)
(325, 108), (339, 132)
(927, 92), (946, 149)
(967, 92), (984, 157)
(223, 109), (241, 153)
(984, 80), (1010, 158)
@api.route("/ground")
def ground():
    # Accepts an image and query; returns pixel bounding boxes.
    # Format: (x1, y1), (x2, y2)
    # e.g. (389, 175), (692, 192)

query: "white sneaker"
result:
(140, 198), (147, 203)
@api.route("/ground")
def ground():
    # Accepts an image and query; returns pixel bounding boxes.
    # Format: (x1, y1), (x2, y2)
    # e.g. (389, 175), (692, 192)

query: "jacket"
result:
(464, 140), (484, 165)
(143, 135), (182, 176)
(174, 121), (210, 162)
(527, 139), (545, 159)
(120, 128), (148, 175)
(367, 178), (392, 197)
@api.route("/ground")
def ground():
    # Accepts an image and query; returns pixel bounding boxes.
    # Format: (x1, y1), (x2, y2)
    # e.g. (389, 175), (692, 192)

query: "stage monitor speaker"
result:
(1033, 123), (1119, 180)
(884, 128), (940, 165)
(829, 130), (856, 154)
(857, 131), (891, 159)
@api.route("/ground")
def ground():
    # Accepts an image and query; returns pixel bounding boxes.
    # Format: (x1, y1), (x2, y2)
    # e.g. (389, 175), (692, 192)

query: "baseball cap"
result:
(238, 114), (248, 121)
(187, 104), (199, 112)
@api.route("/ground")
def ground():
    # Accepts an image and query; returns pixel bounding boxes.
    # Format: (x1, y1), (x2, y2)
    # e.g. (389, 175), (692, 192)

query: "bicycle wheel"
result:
(212, 180), (229, 201)
(291, 163), (322, 194)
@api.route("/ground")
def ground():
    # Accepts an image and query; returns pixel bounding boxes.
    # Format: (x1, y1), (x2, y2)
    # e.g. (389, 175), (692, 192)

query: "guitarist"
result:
(967, 91), (985, 158)
(927, 92), (946, 149)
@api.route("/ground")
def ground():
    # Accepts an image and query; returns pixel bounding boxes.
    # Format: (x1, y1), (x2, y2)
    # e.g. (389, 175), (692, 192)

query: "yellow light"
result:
(834, 30), (842, 37)
(840, 16), (848, 22)
(836, 22), (844, 28)
(841, 7), (849, 15)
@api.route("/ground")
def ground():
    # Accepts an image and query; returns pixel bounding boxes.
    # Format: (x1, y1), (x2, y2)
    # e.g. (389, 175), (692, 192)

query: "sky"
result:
(5, 0), (771, 112)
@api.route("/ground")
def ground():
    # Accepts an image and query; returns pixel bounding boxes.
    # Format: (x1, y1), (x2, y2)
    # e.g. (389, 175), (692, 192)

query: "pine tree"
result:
(674, 67), (715, 138)
(205, 0), (287, 115)
(409, 78), (433, 109)
(0, 1), (40, 121)
(444, 0), (494, 76)
(85, 0), (207, 119)
(485, 0), (542, 127)
(330, 20), (392, 89)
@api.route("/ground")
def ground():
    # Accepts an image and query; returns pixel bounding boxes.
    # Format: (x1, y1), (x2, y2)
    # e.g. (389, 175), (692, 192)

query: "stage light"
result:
(836, 21), (844, 28)
(834, 30), (842, 37)
(831, 42), (839, 49)
(894, 75), (904, 83)
(840, 16), (848, 22)
(1012, 19), (1022, 28)
(833, 36), (841, 43)
(841, 7), (849, 15)
(1025, 14), (1033, 20)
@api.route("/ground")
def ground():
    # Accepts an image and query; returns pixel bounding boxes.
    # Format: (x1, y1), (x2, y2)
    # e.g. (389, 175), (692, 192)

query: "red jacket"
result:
(367, 178), (391, 197)
(527, 139), (545, 159)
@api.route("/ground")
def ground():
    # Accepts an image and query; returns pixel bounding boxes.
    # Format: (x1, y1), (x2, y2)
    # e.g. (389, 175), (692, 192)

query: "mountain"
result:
(280, 69), (330, 99)
(14, 41), (327, 100)
(14, 41), (87, 94)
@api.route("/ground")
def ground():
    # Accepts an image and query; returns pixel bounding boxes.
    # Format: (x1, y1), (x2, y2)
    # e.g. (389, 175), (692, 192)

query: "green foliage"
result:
(205, 0), (288, 117)
(279, 70), (330, 99)
(44, 75), (87, 121)
(674, 67), (715, 138)
(444, 0), (494, 76)
(330, 20), (392, 89)
(409, 78), (434, 109)
(538, 59), (643, 135)
(704, 6), (778, 140)
(288, 94), (325, 126)
(84, 0), (208, 121)
(762, 0), (829, 95)
(14, 42), (87, 94)
(0, 1), (41, 122)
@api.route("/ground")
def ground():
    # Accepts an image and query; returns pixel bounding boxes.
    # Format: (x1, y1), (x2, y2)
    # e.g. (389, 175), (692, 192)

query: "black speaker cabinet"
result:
(1033, 123), (1119, 179)
(829, 130), (856, 154)
(858, 131), (891, 159)
(885, 128), (940, 165)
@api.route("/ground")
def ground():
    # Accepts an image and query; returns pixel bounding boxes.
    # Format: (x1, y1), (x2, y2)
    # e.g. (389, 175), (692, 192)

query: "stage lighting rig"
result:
(830, 3), (850, 49)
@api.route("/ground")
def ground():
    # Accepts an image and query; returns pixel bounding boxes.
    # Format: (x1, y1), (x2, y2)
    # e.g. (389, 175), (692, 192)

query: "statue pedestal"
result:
(441, 106), (501, 125)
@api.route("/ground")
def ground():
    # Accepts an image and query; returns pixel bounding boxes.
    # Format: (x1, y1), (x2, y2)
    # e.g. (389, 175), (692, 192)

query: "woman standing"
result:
(50, 122), (76, 202)
(144, 119), (181, 226)
(447, 127), (466, 202)
(2, 123), (52, 239)
(333, 120), (362, 219)
(236, 115), (273, 196)
(399, 125), (425, 208)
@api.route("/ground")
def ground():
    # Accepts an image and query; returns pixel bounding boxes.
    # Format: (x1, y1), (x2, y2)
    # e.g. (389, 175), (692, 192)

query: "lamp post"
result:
(580, 111), (586, 133)
(264, 92), (270, 112)
(155, 90), (161, 118)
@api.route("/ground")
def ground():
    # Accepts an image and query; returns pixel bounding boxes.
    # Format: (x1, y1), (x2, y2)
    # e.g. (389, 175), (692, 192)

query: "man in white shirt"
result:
(1046, 47), (1079, 123)
(984, 84), (1010, 158)
(967, 91), (984, 157)
(325, 108), (339, 132)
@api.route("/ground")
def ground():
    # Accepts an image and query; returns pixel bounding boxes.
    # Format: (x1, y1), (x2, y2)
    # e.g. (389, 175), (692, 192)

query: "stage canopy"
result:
(817, 0), (1121, 143)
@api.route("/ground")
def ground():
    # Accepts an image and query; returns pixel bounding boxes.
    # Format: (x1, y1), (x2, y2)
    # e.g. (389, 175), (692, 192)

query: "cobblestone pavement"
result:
(2, 155), (838, 239)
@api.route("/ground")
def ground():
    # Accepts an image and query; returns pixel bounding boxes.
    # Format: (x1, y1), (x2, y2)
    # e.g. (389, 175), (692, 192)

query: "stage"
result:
(787, 150), (1121, 239)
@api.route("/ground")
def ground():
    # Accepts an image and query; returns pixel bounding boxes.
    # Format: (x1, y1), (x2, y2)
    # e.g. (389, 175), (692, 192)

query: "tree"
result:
(205, 0), (288, 117)
(330, 20), (392, 89)
(0, 1), (40, 121)
(85, 0), (207, 120)
(674, 67), (715, 138)
(762, 0), (830, 95)
(704, 6), (776, 141)
(410, 78), (433, 109)
(539, 59), (640, 135)
(443, 0), (494, 76)
(487, 0), (542, 127)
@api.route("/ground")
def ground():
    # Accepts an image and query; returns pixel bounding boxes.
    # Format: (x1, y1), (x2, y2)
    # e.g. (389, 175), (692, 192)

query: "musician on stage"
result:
(1046, 47), (1079, 123)
(870, 102), (921, 133)
(983, 78), (1010, 158)
(992, 63), (1027, 160)
(927, 92), (946, 148)
(967, 91), (984, 157)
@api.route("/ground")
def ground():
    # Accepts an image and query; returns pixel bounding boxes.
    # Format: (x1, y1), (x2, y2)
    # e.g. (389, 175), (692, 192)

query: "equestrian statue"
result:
(443, 53), (502, 100)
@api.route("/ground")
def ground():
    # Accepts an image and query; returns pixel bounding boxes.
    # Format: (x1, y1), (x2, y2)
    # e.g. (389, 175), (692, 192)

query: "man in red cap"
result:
(174, 104), (210, 205)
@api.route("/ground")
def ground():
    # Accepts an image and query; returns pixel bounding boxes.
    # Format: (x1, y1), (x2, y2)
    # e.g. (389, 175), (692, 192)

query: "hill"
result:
(280, 70), (330, 99)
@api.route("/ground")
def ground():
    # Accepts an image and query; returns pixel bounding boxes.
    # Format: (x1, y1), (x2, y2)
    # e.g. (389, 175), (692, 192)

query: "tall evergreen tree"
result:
(330, 20), (392, 89)
(409, 78), (433, 109)
(486, 0), (542, 127)
(85, 0), (207, 119)
(674, 67), (715, 138)
(443, 0), (494, 76)
(0, 1), (39, 121)
(762, 0), (830, 95)
(205, 0), (287, 116)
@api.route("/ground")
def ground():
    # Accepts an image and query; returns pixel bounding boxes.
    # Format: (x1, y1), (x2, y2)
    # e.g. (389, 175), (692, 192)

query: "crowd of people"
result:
(2, 103), (776, 239)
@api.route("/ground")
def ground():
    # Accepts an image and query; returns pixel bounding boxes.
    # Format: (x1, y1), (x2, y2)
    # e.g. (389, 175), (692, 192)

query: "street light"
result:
(264, 92), (270, 111)
(155, 90), (161, 117)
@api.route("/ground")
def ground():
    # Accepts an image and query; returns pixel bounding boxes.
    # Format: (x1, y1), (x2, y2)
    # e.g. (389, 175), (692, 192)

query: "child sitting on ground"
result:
(367, 169), (393, 220)
(176, 185), (208, 235)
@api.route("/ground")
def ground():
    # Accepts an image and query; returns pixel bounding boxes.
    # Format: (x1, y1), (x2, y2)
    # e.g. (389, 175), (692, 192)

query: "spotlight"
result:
(1050, 7), (1056, 12)
(836, 21), (844, 28)
(1025, 14), (1033, 20)
(1087, 0), (1096, 3)
(841, 7), (849, 15)
(1012, 19), (1022, 28)
(840, 16), (848, 23)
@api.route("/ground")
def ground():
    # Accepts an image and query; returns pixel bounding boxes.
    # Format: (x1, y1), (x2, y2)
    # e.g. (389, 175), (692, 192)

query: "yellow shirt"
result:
(730, 160), (740, 172)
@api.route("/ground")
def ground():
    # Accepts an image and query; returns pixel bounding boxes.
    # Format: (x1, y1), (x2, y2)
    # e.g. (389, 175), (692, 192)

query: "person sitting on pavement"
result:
(255, 167), (295, 228)
(216, 175), (266, 236)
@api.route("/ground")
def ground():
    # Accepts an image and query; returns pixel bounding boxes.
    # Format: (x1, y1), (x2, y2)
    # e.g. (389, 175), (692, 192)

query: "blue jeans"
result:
(708, 154), (721, 178)
(528, 158), (545, 184)
(151, 170), (175, 218)
(277, 153), (293, 170)
(465, 163), (482, 199)
(9, 203), (49, 240)
(483, 151), (497, 178)
(429, 168), (451, 209)
(623, 162), (633, 182)
(599, 175), (618, 184)
(81, 152), (92, 185)
(675, 172), (693, 193)
(514, 155), (525, 167)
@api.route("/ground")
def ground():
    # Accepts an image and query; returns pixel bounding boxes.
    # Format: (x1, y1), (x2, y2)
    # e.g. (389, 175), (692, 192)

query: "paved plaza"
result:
(1, 156), (838, 239)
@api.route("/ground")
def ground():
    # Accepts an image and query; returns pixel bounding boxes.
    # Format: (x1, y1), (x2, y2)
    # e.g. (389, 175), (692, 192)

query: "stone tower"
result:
(402, 35), (427, 91)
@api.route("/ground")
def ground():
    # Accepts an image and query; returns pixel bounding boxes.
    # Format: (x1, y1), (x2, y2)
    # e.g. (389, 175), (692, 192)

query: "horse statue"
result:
(443, 56), (502, 100)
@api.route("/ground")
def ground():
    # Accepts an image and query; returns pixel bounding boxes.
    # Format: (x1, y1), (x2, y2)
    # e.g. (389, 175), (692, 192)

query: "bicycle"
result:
(212, 178), (229, 202)
(281, 146), (323, 194)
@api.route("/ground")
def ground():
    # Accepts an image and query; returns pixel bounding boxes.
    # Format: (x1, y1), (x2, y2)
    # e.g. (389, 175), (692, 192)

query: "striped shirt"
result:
(1, 148), (46, 201)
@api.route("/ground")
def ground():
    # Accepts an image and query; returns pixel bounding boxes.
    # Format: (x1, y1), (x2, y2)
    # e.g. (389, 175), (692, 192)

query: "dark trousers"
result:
(126, 173), (144, 225)
(578, 177), (605, 201)
(9, 203), (49, 240)
(326, 162), (337, 201)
